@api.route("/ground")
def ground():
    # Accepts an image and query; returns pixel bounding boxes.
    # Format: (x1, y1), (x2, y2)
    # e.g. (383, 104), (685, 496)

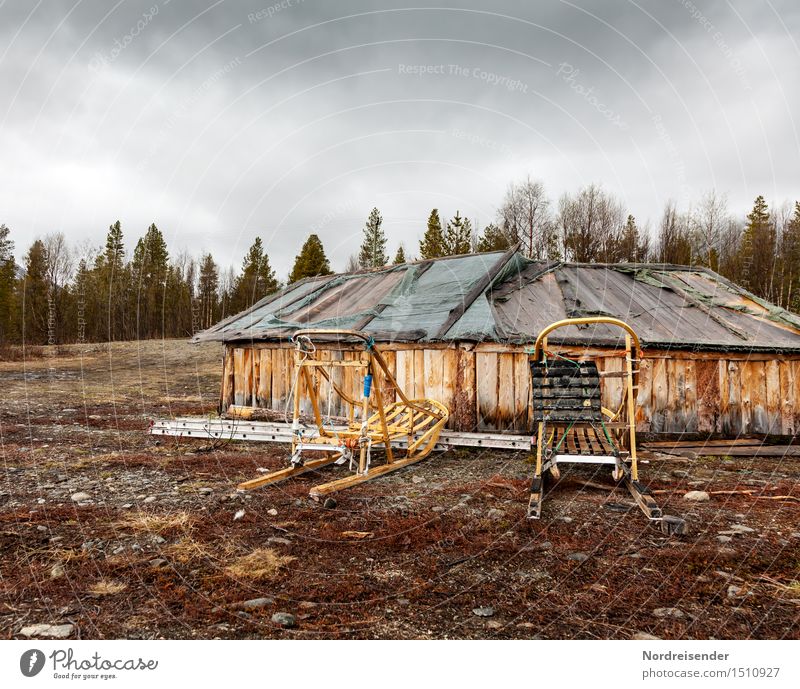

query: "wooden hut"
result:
(194, 249), (800, 437)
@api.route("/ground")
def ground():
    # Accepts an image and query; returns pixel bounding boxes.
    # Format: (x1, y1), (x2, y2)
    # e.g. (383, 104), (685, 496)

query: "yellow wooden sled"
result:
(238, 329), (449, 500)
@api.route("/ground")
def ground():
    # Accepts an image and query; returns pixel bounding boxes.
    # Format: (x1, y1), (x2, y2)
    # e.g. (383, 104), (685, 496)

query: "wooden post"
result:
(624, 334), (639, 481)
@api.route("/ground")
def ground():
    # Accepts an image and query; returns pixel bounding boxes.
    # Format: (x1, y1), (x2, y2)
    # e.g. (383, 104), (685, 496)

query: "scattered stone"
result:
(298, 601), (317, 609)
(559, 516), (573, 523)
(472, 606), (494, 617)
(671, 470), (690, 479)
(411, 475), (426, 484)
(632, 631), (662, 640)
(149, 558), (167, 568)
(71, 492), (91, 502)
(729, 524), (755, 534)
(683, 451), (698, 460)
(121, 503), (133, 509)
(727, 585), (742, 598)
(653, 607), (685, 619)
(791, 532), (800, 539)
(143, 496), (156, 504)
(238, 597), (274, 609)
(568, 552), (589, 563)
(36, 525), (48, 532)
(50, 564), (65, 579)
(431, 506), (445, 512)
(112, 546), (126, 555)
(199, 487), (213, 496)
(267, 536), (291, 546)
(152, 535), (166, 545)
(529, 540), (552, 551)
(683, 491), (710, 502)
(660, 515), (689, 536)
(267, 508), (278, 516)
(486, 508), (504, 520)
(717, 535), (733, 544)
(20, 623), (74, 639)
(396, 598), (410, 605)
(233, 509), (245, 521)
(271, 612), (296, 628)
(486, 620), (503, 629)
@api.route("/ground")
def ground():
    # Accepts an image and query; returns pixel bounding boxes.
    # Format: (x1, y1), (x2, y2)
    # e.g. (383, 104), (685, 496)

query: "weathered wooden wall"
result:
(220, 343), (800, 437)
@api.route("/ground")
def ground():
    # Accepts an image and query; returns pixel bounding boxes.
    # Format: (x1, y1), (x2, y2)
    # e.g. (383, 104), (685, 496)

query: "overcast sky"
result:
(1, 0), (798, 277)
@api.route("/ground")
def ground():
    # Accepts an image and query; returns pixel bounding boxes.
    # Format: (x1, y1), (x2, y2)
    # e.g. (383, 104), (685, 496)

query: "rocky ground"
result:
(0, 340), (798, 639)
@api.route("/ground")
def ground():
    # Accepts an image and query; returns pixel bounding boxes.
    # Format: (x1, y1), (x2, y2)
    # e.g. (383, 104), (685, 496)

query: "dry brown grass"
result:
(224, 548), (295, 581)
(164, 537), (216, 564)
(88, 580), (128, 596)
(118, 511), (193, 535)
(51, 548), (90, 564)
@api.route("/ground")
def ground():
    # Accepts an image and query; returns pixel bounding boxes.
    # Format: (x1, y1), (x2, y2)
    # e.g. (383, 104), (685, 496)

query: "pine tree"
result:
(781, 202), (800, 312)
(476, 223), (510, 253)
(419, 209), (445, 259)
(358, 207), (388, 269)
(96, 221), (128, 341)
(617, 214), (649, 263)
(0, 224), (17, 343)
(738, 195), (776, 298)
(130, 223), (170, 339)
(20, 239), (50, 345)
(69, 258), (95, 344)
(393, 245), (406, 264)
(444, 211), (472, 256)
(231, 237), (280, 312)
(288, 234), (333, 284)
(197, 253), (220, 329)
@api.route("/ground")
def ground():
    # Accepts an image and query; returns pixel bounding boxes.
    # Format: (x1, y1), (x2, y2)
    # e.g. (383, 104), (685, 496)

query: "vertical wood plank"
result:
(793, 360), (800, 435)
(727, 360), (743, 435)
(220, 346), (235, 413)
(271, 348), (286, 414)
(746, 361), (767, 433)
(497, 353), (515, 430)
(635, 356), (652, 432)
(257, 349), (272, 407)
(251, 348), (259, 408)
(475, 352), (498, 430)
(778, 360), (794, 436)
(233, 348), (245, 407)
(414, 349), (425, 401)
(765, 360), (781, 434)
(381, 350), (398, 406)
(513, 352), (529, 432)
(695, 360), (719, 435)
(453, 346), (477, 432)
(441, 348), (458, 418)
(424, 349), (445, 403)
(650, 357), (668, 433)
(684, 358), (697, 433)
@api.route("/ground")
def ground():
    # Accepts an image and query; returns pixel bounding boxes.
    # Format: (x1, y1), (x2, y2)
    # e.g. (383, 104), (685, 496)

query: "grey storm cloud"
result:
(1, 0), (798, 277)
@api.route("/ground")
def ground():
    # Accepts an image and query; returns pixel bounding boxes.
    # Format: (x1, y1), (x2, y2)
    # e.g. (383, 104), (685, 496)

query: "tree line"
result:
(1, 178), (798, 345)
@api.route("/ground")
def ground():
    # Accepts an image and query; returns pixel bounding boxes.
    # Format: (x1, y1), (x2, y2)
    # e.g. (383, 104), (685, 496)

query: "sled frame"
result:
(238, 329), (449, 499)
(527, 317), (674, 528)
